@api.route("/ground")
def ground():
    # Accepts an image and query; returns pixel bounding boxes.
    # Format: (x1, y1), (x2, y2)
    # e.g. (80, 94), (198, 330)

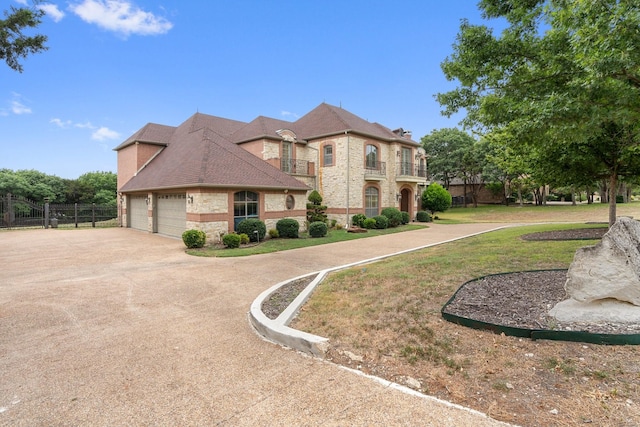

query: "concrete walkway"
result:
(1, 223), (513, 426)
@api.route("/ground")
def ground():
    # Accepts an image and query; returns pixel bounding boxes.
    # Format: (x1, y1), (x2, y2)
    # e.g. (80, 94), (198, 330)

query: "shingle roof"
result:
(116, 103), (417, 192)
(113, 122), (176, 150)
(119, 114), (310, 192)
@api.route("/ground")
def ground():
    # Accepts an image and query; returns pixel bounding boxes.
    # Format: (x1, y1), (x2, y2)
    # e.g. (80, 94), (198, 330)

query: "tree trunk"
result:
(608, 173), (617, 227)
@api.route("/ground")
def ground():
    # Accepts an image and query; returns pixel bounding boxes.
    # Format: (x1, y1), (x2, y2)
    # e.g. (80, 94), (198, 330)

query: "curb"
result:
(249, 226), (509, 356)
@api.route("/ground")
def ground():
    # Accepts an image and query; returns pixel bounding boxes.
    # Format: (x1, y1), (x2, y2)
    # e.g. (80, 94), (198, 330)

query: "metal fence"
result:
(1, 193), (118, 229)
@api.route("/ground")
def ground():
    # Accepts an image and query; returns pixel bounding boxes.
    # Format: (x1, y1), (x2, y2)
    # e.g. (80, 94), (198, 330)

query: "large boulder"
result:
(564, 217), (640, 306)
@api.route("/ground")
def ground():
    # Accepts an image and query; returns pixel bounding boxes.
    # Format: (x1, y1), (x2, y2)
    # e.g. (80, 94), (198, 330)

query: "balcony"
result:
(364, 161), (386, 181)
(280, 158), (313, 175)
(396, 162), (428, 183)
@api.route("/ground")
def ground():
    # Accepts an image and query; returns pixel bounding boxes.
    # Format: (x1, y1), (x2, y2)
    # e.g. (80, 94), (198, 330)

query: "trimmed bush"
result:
(276, 218), (299, 238)
(237, 218), (266, 242)
(363, 218), (377, 229)
(306, 190), (328, 223)
(309, 221), (328, 238)
(239, 233), (250, 245)
(380, 207), (402, 227)
(222, 233), (241, 248)
(268, 228), (279, 238)
(416, 210), (432, 222)
(421, 183), (452, 214)
(351, 213), (367, 228)
(182, 229), (206, 248)
(401, 211), (410, 224)
(373, 215), (389, 229)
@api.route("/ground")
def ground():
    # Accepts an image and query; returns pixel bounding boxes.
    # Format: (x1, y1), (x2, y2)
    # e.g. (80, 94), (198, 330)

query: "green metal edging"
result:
(441, 270), (640, 346)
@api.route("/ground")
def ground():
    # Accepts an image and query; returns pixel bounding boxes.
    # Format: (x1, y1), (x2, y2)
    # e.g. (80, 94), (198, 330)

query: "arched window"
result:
(365, 144), (378, 169)
(234, 191), (259, 229)
(365, 187), (379, 217)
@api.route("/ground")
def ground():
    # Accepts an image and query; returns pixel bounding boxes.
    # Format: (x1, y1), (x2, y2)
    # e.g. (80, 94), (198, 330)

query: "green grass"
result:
(187, 224), (427, 257)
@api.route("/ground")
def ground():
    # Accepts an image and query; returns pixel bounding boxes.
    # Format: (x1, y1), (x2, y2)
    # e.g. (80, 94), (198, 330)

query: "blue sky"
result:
(2, 0), (494, 179)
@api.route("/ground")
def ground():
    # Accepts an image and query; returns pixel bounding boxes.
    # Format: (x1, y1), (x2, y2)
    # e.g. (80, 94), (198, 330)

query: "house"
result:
(115, 103), (428, 240)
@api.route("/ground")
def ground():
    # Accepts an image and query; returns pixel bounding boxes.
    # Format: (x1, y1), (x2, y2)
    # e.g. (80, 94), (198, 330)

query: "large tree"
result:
(438, 0), (640, 225)
(421, 128), (475, 190)
(1, 1), (48, 72)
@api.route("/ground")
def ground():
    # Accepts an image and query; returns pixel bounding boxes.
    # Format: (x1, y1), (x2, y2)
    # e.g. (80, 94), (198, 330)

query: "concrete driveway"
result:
(1, 224), (512, 426)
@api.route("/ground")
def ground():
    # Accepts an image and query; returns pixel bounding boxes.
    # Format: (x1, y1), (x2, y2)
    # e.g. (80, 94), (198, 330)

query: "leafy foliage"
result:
(363, 218), (377, 229)
(236, 218), (266, 242)
(351, 213), (367, 228)
(222, 233), (241, 249)
(372, 215), (389, 229)
(182, 229), (206, 249)
(380, 207), (402, 228)
(276, 218), (299, 238)
(1, 1), (48, 72)
(401, 211), (410, 225)
(416, 211), (432, 223)
(306, 190), (328, 223)
(422, 183), (452, 215)
(308, 221), (328, 238)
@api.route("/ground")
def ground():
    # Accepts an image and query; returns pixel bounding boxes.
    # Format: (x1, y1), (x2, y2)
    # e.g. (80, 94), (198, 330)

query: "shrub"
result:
(237, 218), (266, 242)
(363, 218), (377, 229)
(421, 183), (452, 214)
(239, 233), (249, 245)
(351, 214), (367, 227)
(306, 190), (328, 223)
(222, 233), (241, 248)
(276, 218), (299, 238)
(416, 210), (432, 222)
(309, 221), (328, 237)
(401, 211), (410, 224)
(268, 228), (279, 238)
(182, 229), (206, 249)
(330, 219), (337, 228)
(380, 207), (402, 227)
(373, 215), (389, 229)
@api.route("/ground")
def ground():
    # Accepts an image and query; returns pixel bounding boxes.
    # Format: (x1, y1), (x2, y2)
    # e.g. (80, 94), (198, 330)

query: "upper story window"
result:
(323, 144), (333, 166)
(365, 144), (378, 168)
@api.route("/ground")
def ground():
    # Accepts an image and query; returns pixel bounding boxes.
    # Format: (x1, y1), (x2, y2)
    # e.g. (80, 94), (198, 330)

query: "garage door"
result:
(156, 193), (186, 238)
(129, 195), (148, 231)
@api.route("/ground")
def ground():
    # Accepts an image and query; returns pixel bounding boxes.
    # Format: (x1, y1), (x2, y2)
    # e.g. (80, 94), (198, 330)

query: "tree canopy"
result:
(438, 0), (640, 225)
(1, 1), (48, 72)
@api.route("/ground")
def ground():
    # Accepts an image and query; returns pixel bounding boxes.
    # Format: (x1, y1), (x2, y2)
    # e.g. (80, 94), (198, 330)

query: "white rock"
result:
(404, 376), (421, 389)
(565, 217), (640, 305)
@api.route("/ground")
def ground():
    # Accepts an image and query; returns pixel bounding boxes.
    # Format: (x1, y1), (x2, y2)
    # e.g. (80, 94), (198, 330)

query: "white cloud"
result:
(281, 111), (299, 120)
(50, 118), (73, 128)
(74, 121), (95, 129)
(14, 0), (28, 5)
(69, 0), (173, 36)
(92, 126), (120, 141)
(39, 4), (66, 22)
(11, 100), (31, 115)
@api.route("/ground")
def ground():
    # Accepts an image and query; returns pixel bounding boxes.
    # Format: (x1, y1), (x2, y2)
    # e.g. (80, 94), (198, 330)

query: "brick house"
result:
(115, 103), (427, 240)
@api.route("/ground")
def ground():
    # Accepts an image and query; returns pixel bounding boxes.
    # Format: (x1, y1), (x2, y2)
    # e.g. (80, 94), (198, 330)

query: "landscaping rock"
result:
(564, 217), (640, 306)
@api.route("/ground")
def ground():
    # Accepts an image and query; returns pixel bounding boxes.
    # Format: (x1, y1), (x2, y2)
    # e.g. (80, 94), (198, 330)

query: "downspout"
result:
(345, 130), (350, 228)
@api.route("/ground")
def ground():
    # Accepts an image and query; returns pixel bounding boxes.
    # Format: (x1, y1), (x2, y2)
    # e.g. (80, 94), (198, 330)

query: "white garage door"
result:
(129, 195), (148, 231)
(156, 193), (186, 238)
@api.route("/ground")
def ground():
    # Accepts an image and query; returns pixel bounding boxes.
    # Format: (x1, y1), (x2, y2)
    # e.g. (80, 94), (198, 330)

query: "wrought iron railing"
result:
(365, 161), (386, 176)
(280, 158), (310, 175)
(397, 162), (428, 178)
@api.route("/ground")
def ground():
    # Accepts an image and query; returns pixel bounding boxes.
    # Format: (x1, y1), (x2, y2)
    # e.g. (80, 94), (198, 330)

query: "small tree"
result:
(306, 190), (327, 223)
(422, 183), (452, 215)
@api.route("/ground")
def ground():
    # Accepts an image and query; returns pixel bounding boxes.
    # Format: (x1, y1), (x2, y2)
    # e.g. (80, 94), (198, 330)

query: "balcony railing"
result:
(397, 162), (428, 178)
(365, 161), (386, 176)
(280, 158), (310, 175)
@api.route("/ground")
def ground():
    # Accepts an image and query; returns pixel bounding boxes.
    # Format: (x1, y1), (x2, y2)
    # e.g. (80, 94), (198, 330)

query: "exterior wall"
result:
(116, 143), (163, 190)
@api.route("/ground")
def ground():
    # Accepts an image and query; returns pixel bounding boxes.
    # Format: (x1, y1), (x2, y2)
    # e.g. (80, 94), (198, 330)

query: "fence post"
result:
(7, 193), (13, 228)
(44, 198), (50, 229)
(75, 203), (78, 228)
(92, 203), (96, 228)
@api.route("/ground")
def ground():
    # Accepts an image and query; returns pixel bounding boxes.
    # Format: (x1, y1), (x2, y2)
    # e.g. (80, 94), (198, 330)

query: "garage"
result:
(156, 193), (186, 238)
(128, 195), (148, 231)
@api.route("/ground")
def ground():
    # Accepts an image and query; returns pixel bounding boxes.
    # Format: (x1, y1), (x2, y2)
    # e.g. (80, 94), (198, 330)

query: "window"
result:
(285, 194), (295, 210)
(323, 144), (333, 166)
(365, 187), (379, 217)
(282, 142), (293, 173)
(234, 191), (259, 229)
(366, 145), (378, 169)
(401, 147), (412, 175)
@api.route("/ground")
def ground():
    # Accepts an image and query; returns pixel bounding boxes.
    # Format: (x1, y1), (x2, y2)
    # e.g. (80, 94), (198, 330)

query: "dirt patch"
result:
(262, 275), (316, 320)
(521, 227), (608, 241)
(443, 270), (640, 335)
